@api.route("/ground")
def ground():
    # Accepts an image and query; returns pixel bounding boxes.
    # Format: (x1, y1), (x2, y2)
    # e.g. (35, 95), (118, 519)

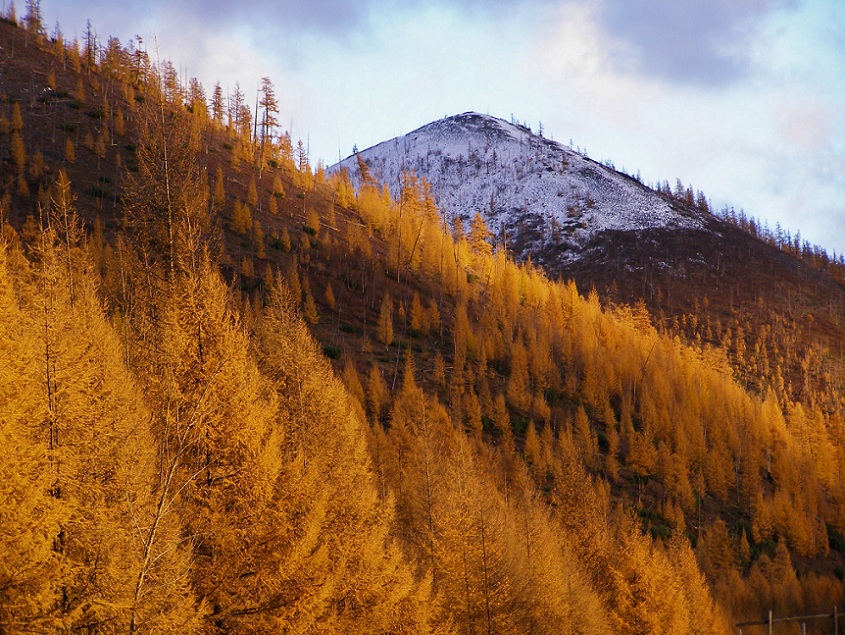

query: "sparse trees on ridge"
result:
(23, 0), (43, 36)
(258, 76), (279, 172)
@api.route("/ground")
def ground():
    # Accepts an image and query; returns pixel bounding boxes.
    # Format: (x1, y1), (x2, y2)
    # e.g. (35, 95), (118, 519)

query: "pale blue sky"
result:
(44, 0), (845, 255)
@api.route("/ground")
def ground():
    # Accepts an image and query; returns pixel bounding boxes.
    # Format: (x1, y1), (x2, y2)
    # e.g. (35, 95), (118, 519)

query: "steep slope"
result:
(5, 15), (845, 633)
(333, 111), (705, 264)
(335, 112), (845, 410)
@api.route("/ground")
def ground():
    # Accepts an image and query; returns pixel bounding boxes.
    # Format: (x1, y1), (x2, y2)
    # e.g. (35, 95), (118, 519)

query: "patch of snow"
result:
(330, 112), (705, 263)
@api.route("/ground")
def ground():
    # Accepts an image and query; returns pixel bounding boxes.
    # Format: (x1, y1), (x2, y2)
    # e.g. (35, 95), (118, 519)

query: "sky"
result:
(40, 0), (845, 255)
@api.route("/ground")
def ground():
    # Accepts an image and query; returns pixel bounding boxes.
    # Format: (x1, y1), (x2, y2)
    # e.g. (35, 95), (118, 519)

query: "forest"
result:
(2, 4), (845, 633)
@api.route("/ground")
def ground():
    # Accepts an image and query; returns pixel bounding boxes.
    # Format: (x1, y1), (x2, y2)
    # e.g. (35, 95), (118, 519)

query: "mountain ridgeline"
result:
(333, 111), (705, 262)
(337, 111), (845, 421)
(2, 10), (845, 635)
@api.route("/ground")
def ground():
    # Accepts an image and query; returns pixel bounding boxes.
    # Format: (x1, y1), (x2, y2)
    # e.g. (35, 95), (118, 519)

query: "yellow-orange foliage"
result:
(5, 41), (843, 631)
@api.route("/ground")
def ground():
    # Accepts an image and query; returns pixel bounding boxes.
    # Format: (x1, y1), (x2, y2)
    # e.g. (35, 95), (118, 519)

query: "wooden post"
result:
(768, 610), (772, 635)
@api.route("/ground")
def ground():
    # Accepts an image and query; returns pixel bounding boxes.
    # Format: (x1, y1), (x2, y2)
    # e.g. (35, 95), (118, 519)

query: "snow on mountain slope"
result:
(331, 112), (705, 263)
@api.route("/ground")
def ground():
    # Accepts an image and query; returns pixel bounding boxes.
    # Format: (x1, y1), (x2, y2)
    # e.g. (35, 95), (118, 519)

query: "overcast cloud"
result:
(592, 0), (800, 85)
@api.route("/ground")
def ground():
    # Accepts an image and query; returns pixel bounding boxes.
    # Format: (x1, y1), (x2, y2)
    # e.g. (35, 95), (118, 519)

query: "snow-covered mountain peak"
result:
(332, 112), (706, 264)
(415, 111), (534, 144)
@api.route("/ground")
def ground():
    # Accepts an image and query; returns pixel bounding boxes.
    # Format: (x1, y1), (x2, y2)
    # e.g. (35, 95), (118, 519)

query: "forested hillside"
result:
(340, 111), (845, 433)
(1, 8), (844, 634)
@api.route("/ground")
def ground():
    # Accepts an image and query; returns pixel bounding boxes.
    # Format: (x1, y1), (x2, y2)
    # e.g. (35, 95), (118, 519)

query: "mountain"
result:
(4, 15), (845, 634)
(335, 112), (845, 411)
(333, 111), (706, 266)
